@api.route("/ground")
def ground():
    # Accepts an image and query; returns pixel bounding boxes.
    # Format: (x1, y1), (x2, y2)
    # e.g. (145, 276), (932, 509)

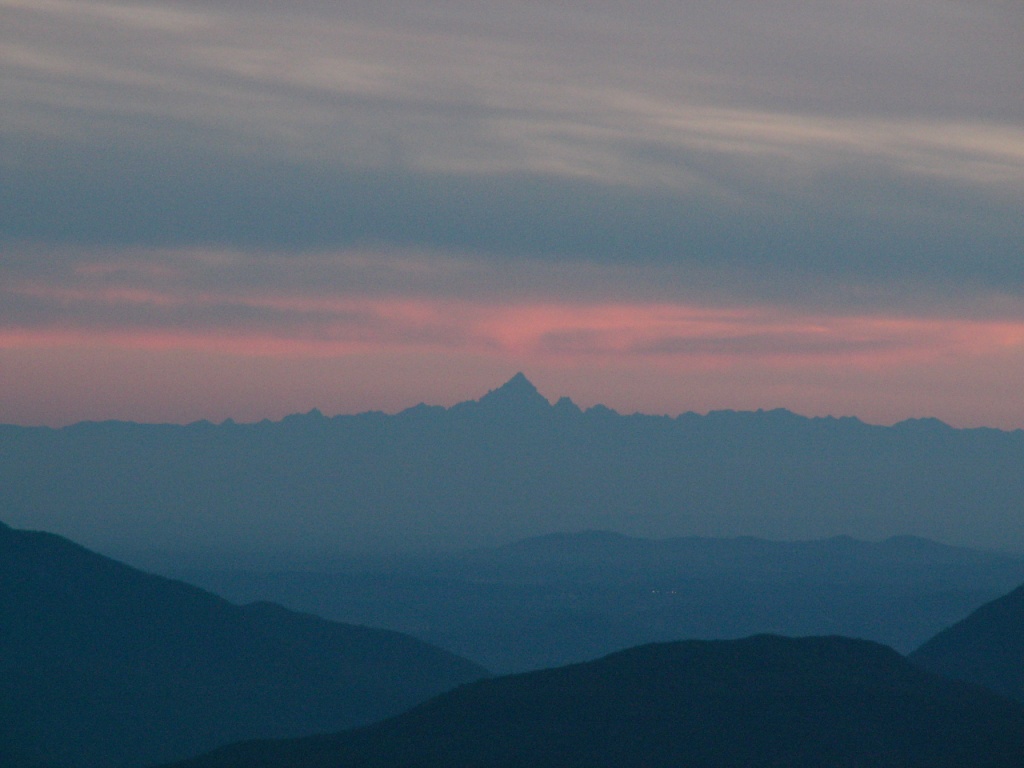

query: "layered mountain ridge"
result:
(8, 515), (1024, 767)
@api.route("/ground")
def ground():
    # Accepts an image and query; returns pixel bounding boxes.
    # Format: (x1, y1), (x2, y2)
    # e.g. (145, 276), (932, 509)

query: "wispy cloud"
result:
(4, 247), (1022, 370)
(4, 0), (1022, 187)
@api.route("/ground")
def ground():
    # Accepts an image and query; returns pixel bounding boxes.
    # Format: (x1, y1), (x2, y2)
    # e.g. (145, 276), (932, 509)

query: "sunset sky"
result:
(2, 0), (1022, 428)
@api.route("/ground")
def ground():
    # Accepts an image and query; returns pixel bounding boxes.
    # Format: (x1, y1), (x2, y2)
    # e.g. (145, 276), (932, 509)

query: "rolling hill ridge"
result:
(911, 581), (1024, 705)
(166, 634), (1024, 768)
(0, 521), (486, 768)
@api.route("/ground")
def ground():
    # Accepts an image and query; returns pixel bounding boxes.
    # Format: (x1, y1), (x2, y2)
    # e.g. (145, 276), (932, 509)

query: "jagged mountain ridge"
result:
(2, 374), (1023, 557)
(0, 521), (486, 768)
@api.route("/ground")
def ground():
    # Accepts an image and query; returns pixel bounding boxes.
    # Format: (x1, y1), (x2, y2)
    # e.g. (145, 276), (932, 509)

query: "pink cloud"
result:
(3, 284), (1022, 367)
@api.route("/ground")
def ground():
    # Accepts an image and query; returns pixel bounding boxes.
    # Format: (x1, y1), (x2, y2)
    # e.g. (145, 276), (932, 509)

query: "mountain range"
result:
(2, 374), (1024, 559)
(0, 521), (486, 768)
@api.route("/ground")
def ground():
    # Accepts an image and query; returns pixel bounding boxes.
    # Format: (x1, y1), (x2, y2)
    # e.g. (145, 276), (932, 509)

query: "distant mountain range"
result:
(166, 529), (1024, 672)
(164, 634), (1024, 768)
(2, 374), (1024, 558)
(0, 521), (486, 768)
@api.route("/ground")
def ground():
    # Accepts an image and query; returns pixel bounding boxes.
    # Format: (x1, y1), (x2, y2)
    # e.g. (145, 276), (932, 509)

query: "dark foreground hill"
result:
(911, 581), (1024, 705)
(0, 740), (49, 768)
(167, 635), (1024, 768)
(171, 530), (1024, 672)
(0, 521), (486, 768)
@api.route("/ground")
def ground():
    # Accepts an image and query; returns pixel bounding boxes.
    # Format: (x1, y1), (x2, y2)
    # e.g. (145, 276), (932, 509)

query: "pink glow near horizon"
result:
(2, 288), (1024, 428)
(2, 292), (1020, 364)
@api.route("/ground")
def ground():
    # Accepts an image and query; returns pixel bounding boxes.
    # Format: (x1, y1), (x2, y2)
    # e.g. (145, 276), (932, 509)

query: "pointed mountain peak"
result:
(477, 373), (550, 411)
(499, 372), (538, 393)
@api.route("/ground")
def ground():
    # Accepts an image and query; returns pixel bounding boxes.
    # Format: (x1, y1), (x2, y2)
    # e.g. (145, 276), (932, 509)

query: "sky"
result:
(2, 0), (1022, 428)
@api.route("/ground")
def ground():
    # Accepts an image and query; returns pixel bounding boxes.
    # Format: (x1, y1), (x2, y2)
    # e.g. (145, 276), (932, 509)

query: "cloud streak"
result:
(4, 0), (1021, 296)
(4, 247), (1022, 368)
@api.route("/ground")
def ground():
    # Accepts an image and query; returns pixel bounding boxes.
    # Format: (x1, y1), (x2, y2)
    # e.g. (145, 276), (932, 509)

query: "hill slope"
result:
(168, 635), (1024, 768)
(0, 521), (486, 768)
(910, 581), (1024, 704)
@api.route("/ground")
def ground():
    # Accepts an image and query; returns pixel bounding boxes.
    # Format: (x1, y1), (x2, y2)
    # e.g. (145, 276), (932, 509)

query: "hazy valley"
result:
(163, 530), (1024, 673)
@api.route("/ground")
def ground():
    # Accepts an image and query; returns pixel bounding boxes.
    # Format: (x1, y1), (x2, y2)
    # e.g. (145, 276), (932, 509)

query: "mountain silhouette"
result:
(483, 372), (548, 403)
(165, 635), (1024, 768)
(0, 521), (486, 768)
(3, 374), (1024, 558)
(478, 372), (551, 409)
(911, 581), (1024, 704)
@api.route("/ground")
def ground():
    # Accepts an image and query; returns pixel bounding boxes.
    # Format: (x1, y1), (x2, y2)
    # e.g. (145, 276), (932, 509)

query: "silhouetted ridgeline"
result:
(164, 635), (1024, 768)
(0, 521), (486, 768)
(911, 581), (1024, 706)
(2, 374), (1023, 557)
